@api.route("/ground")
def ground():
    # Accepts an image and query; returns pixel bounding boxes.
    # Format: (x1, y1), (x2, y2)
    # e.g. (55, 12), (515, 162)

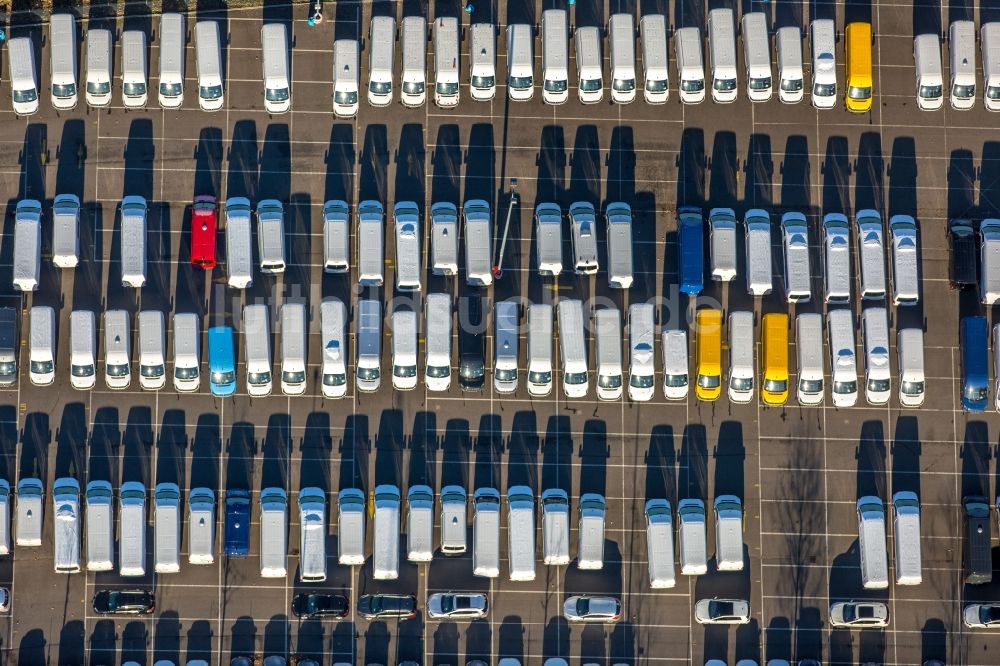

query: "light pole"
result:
(493, 178), (518, 280)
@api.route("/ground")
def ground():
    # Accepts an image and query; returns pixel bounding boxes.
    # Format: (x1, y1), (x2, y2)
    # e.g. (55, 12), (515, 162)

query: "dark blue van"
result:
(208, 326), (237, 396)
(678, 207), (704, 296)
(224, 488), (251, 557)
(961, 316), (989, 412)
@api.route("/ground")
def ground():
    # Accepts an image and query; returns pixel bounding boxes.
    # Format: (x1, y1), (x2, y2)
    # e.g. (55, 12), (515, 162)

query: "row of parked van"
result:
(855, 492), (923, 590)
(912, 21), (1000, 111)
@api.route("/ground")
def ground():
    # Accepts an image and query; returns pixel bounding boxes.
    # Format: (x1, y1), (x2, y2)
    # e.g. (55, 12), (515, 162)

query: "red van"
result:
(190, 195), (217, 268)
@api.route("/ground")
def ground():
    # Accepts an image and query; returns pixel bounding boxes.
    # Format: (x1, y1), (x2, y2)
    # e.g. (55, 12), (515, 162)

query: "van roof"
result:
(983, 23), (1000, 79)
(337, 488), (365, 565)
(914, 34), (942, 79)
(708, 8), (737, 70)
(763, 313), (789, 377)
(640, 14), (668, 73)
(742, 12), (772, 70)
(857, 496), (889, 586)
(334, 39), (360, 82)
(542, 10), (569, 73)
(435, 16), (460, 81)
(558, 299), (588, 369)
(845, 22), (873, 87)
(609, 13), (636, 71)
(678, 208), (704, 295)
(675, 26), (704, 73)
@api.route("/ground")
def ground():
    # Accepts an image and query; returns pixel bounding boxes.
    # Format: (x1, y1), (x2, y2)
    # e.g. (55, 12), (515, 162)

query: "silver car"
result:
(964, 603), (1000, 628)
(694, 598), (751, 624)
(427, 592), (489, 620)
(562, 595), (622, 623)
(828, 600), (889, 628)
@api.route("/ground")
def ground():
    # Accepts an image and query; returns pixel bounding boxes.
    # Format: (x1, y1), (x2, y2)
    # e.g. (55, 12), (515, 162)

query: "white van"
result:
(440, 485), (467, 555)
(494, 300), (519, 393)
(394, 201), (422, 292)
(401, 16), (428, 106)
(260, 23), (290, 113)
(827, 309), (859, 407)
(892, 491), (922, 585)
(337, 488), (365, 566)
(640, 14), (669, 103)
(983, 22), (1000, 111)
(406, 485), (434, 563)
(914, 34), (944, 110)
(569, 202), (599, 274)
(188, 487), (215, 565)
(628, 304), (656, 402)
(862, 307), (891, 405)
(463, 199), (493, 286)
(594, 308), (623, 401)
(708, 207), (738, 281)
(781, 211), (811, 303)
(332, 39), (360, 118)
(280, 303), (306, 396)
(897, 328), (925, 407)
(12, 199), (41, 291)
(320, 298), (348, 399)
(120, 196), (148, 288)
(256, 199), (286, 274)
(28, 306), (56, 386)
(356, 299), (382, 392)
(857, 496), (889, 589)
(507, 23), (534, 101)
(120, 30), (148, 109)
(195, 20), (224, 111)
(542, 10), (569, 104)
(260, 487), (288, 577)
(674, 26), (706, 104)
(577, 493), (606, 570)
(889, 214), (920, 306)
(172, 313), (200, 392)
(678, 498), (708, 575)
(708, 8), (738, 102)
(0, 308), (17, 387)
(741, 12), (772, 102)
(469, 22), (496, 101)
(158, 13), (185, 108)
(728, 311), (754, 403)
(822, 213), (851, 304)
(534, 202), (563, 276)
(53, 478), (81, 573)
(576, 26), (604, 103)
(0, 480), (9, 556)
(242, 304), (273, 397)
(473, 487), (501, 577)
(541, 489), (570, 566)
(714, 495), (744, 571)
(796, 313), (825, 405)
(950, 21), (976, 109)
(70, 310), (97, 390)
(776, 26), (804, 103)
(138, 310), (166, 391)
(527, 303), (553, 396)
(810, 19), (837, 108)
(322, 200), (349, 272)
(434, 16), (460, 107)
(225, 197), (254, 289)
(661, 329), (689, 400)
(15, 478), (43, 547)
(983, 218), (1000, 306)
(744, 209), (772, 296)
(645, 499), (675, 588)
(430, 202), (459, 276)
(392, 309), (418, 391)
(49, 14), (78, 110)
(85, 480), (114, 571)
(373, 485), (401, 580)
(103, 309), (131, 390)
(609, 13), (637, 103)
(558, 299), (589, 398)
(994, 324), (1000, 411)
(52, 193), (81, 268)
(85, 28), (113, 108)
(8, 36), (39, 115)
(605, 202), (634, 288)
(357, 200), (384, 286)
(119, 481), (147, 577)
(507, 486), (536, 581)
(153, 482), (181, 573)
(298, 487), (327, 582)
(424, 293), (452, 392)
(368, 16), (395, 107)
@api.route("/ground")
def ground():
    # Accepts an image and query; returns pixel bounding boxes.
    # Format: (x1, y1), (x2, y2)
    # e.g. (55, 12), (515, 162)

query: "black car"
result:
(357, 593), (418, 620)
(949, 218), (978, 288)
(291, 593), (349, 619)
(459, 295), (487, 391)
(92, 589), (155, 615)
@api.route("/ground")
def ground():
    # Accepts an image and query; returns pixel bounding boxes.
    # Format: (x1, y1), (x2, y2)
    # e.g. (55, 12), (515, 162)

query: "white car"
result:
(563, 595), (622, 623)
(964, 603), (1000, 628)
(694, 598), (751, 624)
(828, 601), (889, 628)
(427, 593), (489, 620)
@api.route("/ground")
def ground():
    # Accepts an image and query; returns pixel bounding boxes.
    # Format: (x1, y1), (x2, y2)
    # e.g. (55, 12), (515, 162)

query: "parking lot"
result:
(2, 0), (1000, 664)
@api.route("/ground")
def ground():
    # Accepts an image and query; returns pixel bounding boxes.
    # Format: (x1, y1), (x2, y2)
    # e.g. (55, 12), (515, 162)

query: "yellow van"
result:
(845, 22), (873, 112)
(761, 313), (789, 405)
(695, 308), (723, 401)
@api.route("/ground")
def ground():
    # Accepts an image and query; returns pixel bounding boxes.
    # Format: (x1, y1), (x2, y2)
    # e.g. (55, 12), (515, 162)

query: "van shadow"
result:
(949, 148), (977, 219)
(54, 402), (86, 479)
(121, 405), (152, 486)
(339, 414), (370, 491)
(887, 136), (917, 219)
(710, 130), (739, 211)
(227, 120), (259, 201)
(822, 136), (851, 216)
(18, 412), (49, 483)
(890, 415), (921, 498)
(374, 409), (404, 487)
(960, 420), (990, 499)
(979, 142), (1000, 218)
(856, 420), (887, 500)
(579, 419), (609, 497)
(409, 411), (441, 489)
(541, 414), (573, 493)
(645, 425), (677, 502)
(679, 423), (708, 500)
(507, 410), (539, 490)
(359, 124), (389, 204)
(396, 123), (426, 207)
(744, 133), (774, 209)
(88, 407), (120, 483)
(473, 413), (502, 490)
(466, 123), (497, 206)
(225, 421), (256, 491)
(569, 125), (601, 204)
(299, 411), (332, 494)
(855, 132), (884, 213)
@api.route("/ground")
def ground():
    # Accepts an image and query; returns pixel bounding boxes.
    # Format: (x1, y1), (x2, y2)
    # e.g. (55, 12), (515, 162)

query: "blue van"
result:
(961, 316), (989, 412)
(208, 326), (237, 396)
(224, 488), (251, 557)
(678, 207), (704, 296)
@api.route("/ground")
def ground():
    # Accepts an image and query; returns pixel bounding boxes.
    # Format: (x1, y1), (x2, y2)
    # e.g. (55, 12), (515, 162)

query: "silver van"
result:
(674, 26), (706, 104)
(744, 208), (773, 296)
(195, 20), (224, 111)
(12, 200), (40, 292)
(507, 23), (534, 101)
(473, 487), (501, 578)
(609, 13), (637, 103)
(535, 202), (563, 276)
(120, 196), (148, 288)
(708, 8), (738, 103)
(605, 202), (634, 288)
(558, 299), (589, 398)
(661, 329), (689, 400)
(280, 303), (307, 396)
(332, 39), (360, 118)
(242, 304), (273, 397)
(320, 298), (348, 399)
(827, 308), (859, 407)
(857, 496), (889, 589)
(507, 486), (536, 581)
(120, 30), (148, 109)
(640, 14), (669, 103)
(645, 499), (675, 588)
(913, 33), (944, 110)
(391, 309), (418, 391)
(188, 487), (215, 565)
(709, 207), (738, 281)
(678, 498), (708, 575)
(469, 22), (496, 101)
(855, 209), (887, 301)
(368, 16), (395, 107)
(569, 201), (599, 274)
(28, 306), (56, 386)
(728, 310), (755, 403)
(431, 201), (459, 276)
(357, 200), (385, 287)
(822, 213), (851, 304)
(406, 485), (434, 562)
(811, 19), (837, 108)
(527, 303), (554, 396)
(577, 493), (606, 570)
(49, 14), (79, 110)
(52, 193), (81, 268)
(463, 199), (493, 286)
(172, 312), (200, 392)
(776, 26), (804, 103)
(0, 308), (16, 387)
(7, 36), (39, 116)
(796, 313), (825, 405)
(337, 488), (365, 566)
(356, 299), (382, 392)
(542, 10), (569, 104)
(137, 310), (166, 391)
(53, 477), (81, 573)
(594, 308), (623, 401)
(434, 16), (460, 107)
(401, 16), (427, 107)
(85, 28), (113, 108)
(742, 12), (773, 102)
(983, 22), (1000, 112)
(861, 306), (891, 405)
(575, 26), (603, 104)
(70, 309), (96, 390)
(261, 23), (290, 113)
(85, 480), (114, 571)
(394, 201), (422, 292)
(628, 303), (656, 402)
(322, 200), (349, 273)
(256, 199), (286, 274)
(225, 197), (253, 288)
(158, 13), (185, 108)
(898, 328), (925, 407)
(541, 488), (570, 566)
(103, 309), (131, 390)
(260, 487), (287, 577)
(494, 300), (519, 393)
(714, 495), (744, 571)
(373, 485), (401, 580)
(16, 478), (43, 547)
(440, 486), (467, 555)
(889, 214), (920, 306)
(298, 487), (327, 582)
(781, 211), (811, 303)
(153, 482), (181, 573)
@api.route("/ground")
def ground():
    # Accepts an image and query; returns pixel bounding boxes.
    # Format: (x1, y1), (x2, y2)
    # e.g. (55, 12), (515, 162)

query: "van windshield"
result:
(160, 82), (182, 97)
(612, 77), (636, 92)
(813, 82), (836, 97)
(200, 84), (223, 100)
(528, 370), (551, 384)
(680, 79), (705, 92)
(581, 78), (603, 91)
(335, 90), (358, 105)
(780, 78), (802, 92)
(664, 373), (688, 387)
(833, 379), (857, 395)
(403, 80), (426, 94)
(730, 377), (753, 392)
(323, 372), (346, 386)
(630, 374), (654, 389)
(357, 367), (380, 381)
(918, 84), (942, 99)
(495, 368), (517, 382)
(544, 79), (568, 93)
(393, 365), (417, 378)
(989, 85), (1000, 100)
(212, 369), (236, 385)
(283, 370), (306, 383)
(848, 85), (872, 100)
(646, 79), (668, 92)
(140, 364), (165, 378)
(175, 366), (199, 380)
(71, 363), (94, 377)
(87, 80), (111, 95)
(953, 83), (975, 99)
(106, 363), (129, 377)
(369, 81), (392, 95)
(265, 87), (289, 102)
(509, 75), (533, 89)
(248, 370), (272, 385)
(471, 75), (493, 89)
(749, 76), (771, 90)
(52, 83), (76, 98)
(698, 374), (721, 389)
(436, 81), (459, 95)
(867, 378), (890, 393)
(123, 82), (146, 97)
(901, 380), (924, 396)
(426, 365), (450, 378)
(565, 371), (588, 385)
(13, 88), (37, 103)
(713, 77), (737, 92)
(598, 373), (622, 389)
(964, 384), (988, 402)
(799, 378), (823, 393)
